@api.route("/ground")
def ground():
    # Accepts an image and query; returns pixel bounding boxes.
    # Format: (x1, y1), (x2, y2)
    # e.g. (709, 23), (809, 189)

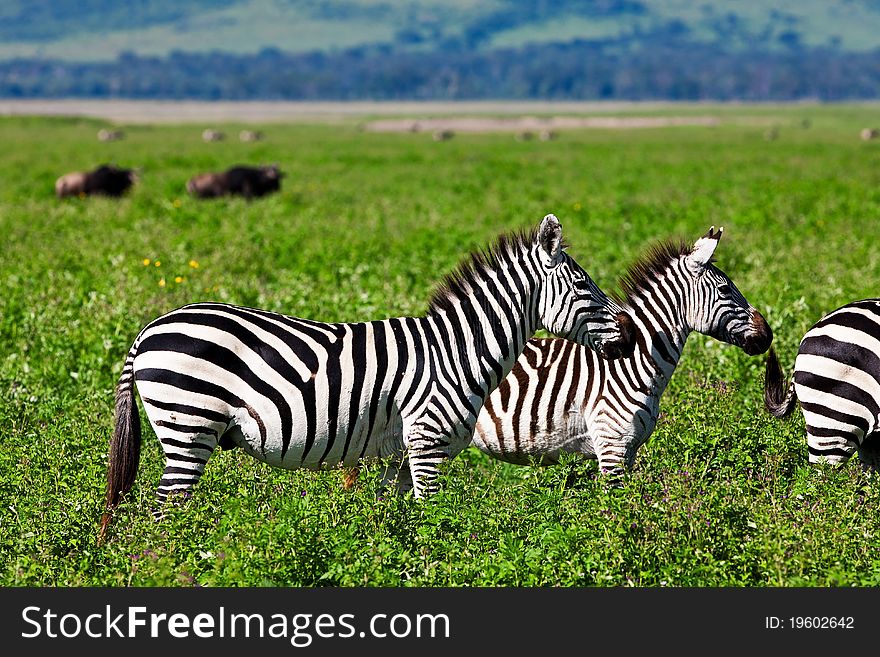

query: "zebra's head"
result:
(684, 226), (772, 356)
(535, 214), (635, 359)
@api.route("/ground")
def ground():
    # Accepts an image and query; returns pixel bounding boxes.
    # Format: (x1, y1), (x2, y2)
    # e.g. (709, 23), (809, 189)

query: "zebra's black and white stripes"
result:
(100, 214), (635, 537)
(765, 298), (880, 470)
(472, 227), (773, 475)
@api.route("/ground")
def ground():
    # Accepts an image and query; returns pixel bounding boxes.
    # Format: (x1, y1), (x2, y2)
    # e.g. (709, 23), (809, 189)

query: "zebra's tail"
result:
(764, 347), (797, 419)
(98, 346), (142, 544)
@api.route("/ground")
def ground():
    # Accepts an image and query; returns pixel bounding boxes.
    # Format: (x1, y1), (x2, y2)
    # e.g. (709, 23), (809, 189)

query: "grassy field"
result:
(2, 105), (880, 587)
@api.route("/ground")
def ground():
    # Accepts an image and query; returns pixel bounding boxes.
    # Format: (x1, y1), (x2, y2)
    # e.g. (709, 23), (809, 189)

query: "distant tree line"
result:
(2, 38), (880, 101)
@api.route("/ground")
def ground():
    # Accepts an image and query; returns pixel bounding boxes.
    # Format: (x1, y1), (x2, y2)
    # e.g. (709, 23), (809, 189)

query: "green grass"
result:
(2, 105), (880, 586)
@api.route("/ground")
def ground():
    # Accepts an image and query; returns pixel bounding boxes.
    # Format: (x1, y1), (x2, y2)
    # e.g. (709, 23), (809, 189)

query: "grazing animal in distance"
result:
(186, 164), (283, 200)
(765, 298), (880, 471)
(470, 226), (772, 476)
(98, 129), (124, 142)
(860, 128), (879, 141)
(55, 164), (137, 198)
(98, 214), (636, 540)
(239, 130), (264, 142)
(202, 129), (226, 142)
(433, 129), (454, 141)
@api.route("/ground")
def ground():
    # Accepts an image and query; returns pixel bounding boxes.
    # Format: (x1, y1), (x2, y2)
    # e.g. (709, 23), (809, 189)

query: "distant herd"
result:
(54, 123), (880, 200)
(54, 128), (282, 199)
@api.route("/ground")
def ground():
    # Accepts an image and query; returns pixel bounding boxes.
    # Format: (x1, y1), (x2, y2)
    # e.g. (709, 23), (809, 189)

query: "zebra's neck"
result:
(625, 273), (692, 393)
(427, 266), (539, 400)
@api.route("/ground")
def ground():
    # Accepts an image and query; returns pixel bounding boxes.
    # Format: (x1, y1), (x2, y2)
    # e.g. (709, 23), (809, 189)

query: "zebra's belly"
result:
(472, 409), (597, 464)
(223, 408), (405, 471)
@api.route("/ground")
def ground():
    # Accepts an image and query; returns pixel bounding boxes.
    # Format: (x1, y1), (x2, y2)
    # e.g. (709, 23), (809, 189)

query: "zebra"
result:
(99, 214), (635, 539)
(765, 298), (880, 471)
(469, 226), (773, 476)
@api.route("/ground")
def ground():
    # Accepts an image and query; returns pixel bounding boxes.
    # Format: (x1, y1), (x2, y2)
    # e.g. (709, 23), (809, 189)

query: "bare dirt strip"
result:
(364, 115), (720, 133)
(0, 99), (708, 123)
(2, 99), (817, 134)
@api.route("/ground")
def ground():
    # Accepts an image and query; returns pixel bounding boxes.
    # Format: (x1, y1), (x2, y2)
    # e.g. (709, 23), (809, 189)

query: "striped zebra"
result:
(765, 298), (880, 471)
(470, 227), (773, 476)
(100, 214), (635, 538)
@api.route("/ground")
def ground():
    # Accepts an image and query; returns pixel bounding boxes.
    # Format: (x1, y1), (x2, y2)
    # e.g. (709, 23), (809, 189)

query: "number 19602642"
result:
(765, 617), (854, 629)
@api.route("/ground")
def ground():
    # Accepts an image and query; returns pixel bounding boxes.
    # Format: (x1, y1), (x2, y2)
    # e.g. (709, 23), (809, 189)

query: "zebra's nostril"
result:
(744, 312), (773, 355)
(617, 312), (636, 356)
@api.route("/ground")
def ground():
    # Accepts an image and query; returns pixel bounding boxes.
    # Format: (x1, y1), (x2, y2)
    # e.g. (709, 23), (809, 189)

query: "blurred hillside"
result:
(2, 0), (879, 100)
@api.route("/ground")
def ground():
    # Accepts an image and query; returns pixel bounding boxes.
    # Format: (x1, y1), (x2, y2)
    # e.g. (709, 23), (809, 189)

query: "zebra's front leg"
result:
(594, 435), (635, 484)
(405, 427), (453, 499)
(377, 458), (413, 497)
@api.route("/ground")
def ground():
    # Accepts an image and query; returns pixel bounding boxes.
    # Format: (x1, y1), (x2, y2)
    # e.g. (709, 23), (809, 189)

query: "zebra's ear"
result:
(688, 225), (723, 268)
(538, 213), (563, 264)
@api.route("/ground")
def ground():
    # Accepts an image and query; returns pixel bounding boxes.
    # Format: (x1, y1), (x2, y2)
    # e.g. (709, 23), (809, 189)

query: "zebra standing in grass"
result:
(100, 214), (635, 538)
(471, 227), (773, 476)
(765, 298), (880, 470)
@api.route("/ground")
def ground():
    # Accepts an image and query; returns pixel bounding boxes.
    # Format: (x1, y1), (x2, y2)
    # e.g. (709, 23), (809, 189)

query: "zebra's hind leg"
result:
(806, 430), (858, 468)
(153, 432), (219, 519)
(857, 434), (880, 473)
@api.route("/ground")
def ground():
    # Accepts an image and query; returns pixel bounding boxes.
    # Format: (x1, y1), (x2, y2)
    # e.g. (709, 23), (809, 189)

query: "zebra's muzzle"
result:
(600, 311), (636, 360)
(742, 311), (773, 356)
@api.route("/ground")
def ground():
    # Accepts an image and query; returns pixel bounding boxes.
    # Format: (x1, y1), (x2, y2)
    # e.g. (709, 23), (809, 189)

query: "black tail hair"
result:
(98, 354), (141, 544)
(764, 347), (798, 419)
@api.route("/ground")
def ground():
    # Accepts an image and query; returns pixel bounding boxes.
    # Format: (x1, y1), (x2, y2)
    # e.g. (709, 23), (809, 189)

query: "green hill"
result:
(1, 0), (879, 61)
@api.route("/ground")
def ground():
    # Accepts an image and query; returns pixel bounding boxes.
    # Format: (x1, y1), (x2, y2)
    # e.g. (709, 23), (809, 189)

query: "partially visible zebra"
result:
(471, 227), (773, 476)
(100, 214), (635, 539)
(765, 298), (880, 471)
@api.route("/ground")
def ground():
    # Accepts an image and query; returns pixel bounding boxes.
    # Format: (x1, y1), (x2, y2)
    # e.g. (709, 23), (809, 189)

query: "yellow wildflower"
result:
(155, 260), (161, 267)
(189, 260), (200, 269)
(175, 276), (184, 284)
(158, 278), (166, 287)
(142, 258), (151, 266)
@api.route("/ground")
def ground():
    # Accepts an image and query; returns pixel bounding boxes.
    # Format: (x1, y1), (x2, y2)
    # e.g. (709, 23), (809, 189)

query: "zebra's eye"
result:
(718, 284), (731, 295)
(573, 279), (591, 291)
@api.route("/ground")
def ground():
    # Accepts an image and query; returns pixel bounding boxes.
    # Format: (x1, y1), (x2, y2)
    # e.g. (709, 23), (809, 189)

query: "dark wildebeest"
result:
(186, 164), (283, 200)
(55, 164), (137, 198)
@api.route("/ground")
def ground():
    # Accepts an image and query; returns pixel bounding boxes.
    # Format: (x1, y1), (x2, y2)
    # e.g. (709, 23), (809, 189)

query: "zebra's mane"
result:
(427, 227), (562, 315)
(615, 238), (694, 302)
